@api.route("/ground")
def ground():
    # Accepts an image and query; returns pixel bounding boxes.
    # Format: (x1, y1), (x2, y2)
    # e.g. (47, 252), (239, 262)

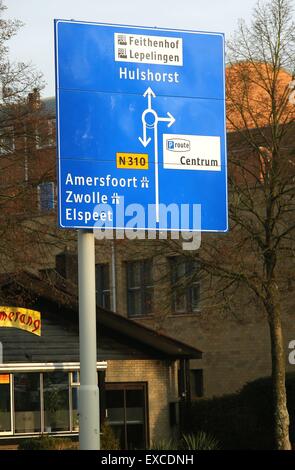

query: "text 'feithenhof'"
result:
(115, 32), (183, 84)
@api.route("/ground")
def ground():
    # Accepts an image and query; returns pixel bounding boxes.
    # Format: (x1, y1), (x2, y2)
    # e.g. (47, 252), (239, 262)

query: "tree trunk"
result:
(266, 281), (291, 450)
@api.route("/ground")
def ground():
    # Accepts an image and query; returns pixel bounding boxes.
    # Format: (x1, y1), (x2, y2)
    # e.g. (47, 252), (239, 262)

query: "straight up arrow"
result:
(143, 87), (156, 110)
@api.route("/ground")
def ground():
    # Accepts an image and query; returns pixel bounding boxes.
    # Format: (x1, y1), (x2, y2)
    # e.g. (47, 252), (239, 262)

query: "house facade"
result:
(0, 271), (201, 449)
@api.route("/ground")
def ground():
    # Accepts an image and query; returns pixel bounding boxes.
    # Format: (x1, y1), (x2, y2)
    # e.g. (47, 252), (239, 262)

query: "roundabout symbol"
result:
(138, 87), (176, 222)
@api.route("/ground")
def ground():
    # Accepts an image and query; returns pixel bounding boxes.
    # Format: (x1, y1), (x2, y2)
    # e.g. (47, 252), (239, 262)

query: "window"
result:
(0, 374), (12, 433)
(169, 402), (179, 426)
(190, 369), (204, 398)
(105, 383), (147, 450)
(70, 372), (80, 431)
(38, 181), (55, 212)
(96, 263), (111, 310)
(127, 259), (153, 317)
(0, 370), (101, 435)
(0, 126), (15, 154)
(47, 119), (56, 147)
(43, 372), (70, 432)
(71, 371), (80, 386)
(170, 256), (200, 314)
(14, 373), (41, 433)
(36, 119), (55, 149)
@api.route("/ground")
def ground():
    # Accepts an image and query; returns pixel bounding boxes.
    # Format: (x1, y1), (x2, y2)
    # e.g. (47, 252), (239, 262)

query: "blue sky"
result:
(4, 0), (294, 97)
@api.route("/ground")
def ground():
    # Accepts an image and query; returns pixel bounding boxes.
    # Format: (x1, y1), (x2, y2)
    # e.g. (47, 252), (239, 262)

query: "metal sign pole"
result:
(78, 229), (100, 450)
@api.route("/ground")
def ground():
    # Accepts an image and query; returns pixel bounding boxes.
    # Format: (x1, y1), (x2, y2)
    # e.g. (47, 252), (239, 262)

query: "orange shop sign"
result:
(0, 307), (41, 336)
(0, 374), (10, 384)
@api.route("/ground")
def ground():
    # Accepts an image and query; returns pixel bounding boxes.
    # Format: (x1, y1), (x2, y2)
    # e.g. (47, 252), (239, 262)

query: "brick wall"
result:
(100, 239), (295, 398)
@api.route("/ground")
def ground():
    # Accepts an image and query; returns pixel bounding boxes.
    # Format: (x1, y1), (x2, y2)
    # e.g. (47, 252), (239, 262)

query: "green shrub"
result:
(181, 432), (220, 450)
(150, 432), (219, 450)
(100, 422), (120, 450)
(19, 423), (119, 450)
(187, 372), (295, 450)
(149, 438), (178, 450)
(19, 435), (77, 450)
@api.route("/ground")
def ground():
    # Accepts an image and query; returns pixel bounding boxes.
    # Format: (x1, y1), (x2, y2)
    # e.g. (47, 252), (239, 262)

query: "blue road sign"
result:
(55, 20), (228, 231)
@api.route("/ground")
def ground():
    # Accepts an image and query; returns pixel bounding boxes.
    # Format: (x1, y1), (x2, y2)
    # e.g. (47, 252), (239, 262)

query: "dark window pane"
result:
(111, 424), (125, 449)
(143, 288), (153, 314)
(127, 423), (145, 450)
(0, 127), (14, 154)
(126, 389), (144, 408)
(36, 119), (55, 148)
(14, 373), (41, 433)
(190, 369), (203, 398)
(72, 371), (80, 385)
(106, 389), (124, 408)
(191, 283), (200, 311)
(44, 372), (70, 432)
(106, 390), (124, 423)
(169, 402), (178, 426)
(38, 182), (55, 212)
(102, 291), (111, 310)
(127, 259), (153, 317)
(0, 376), (11, 432)
(128, 290), (142, 317)
(171, 258), (187, 313)
(103, 264), (110, 289)
(188, 258), (200, 274)
(127, 262), (141, 288)
(176, 260), (186, 279)
(127, 409), (143, 424)
(72, 387), (79, 431)
(143, 260), (153, 286)
(96, 264), (111, 309)
(174, 292), (186, 313)
(126, 389), (144, 422)
(170, 256), (200, 314)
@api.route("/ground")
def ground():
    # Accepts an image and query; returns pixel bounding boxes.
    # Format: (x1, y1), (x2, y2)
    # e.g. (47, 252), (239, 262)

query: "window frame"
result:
(37, 181), (55, 212)
(42, 370), (71, 434)
(105, 382), (148, 450)
(0, 126), (15, 155)
(126, 259), (153, 318)
(0, 374), (13, 435)
(0, 362), (107, 436)
(13, 371), (42, 435)
(96, 263), (111, 310)
(35, 118), (56, 149)
(190, 369), (204, 399)
(170, 256), (200, 314)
